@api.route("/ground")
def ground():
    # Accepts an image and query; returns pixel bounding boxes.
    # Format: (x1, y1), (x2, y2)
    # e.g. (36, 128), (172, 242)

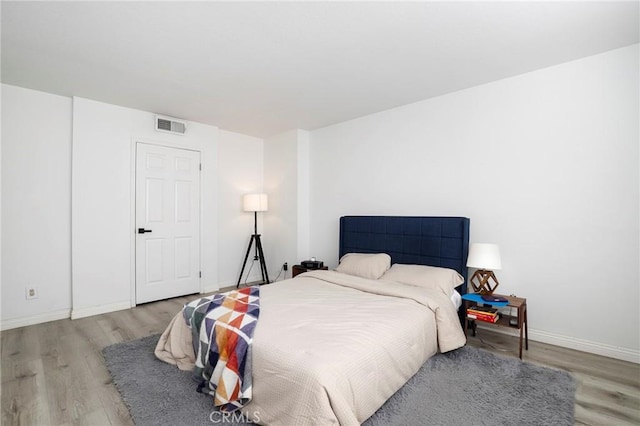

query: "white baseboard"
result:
(71, 301), (131, 320)
(203, 283), (222, 293)
(1, 309), (71, 331)
(203, 282), (256, 294)
(216, 274), (265, 291)
(477, 324), (640, 364)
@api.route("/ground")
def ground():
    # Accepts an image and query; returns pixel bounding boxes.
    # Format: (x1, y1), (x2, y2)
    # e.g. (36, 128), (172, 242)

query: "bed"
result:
(155, 216), (470, 425)
(339, 215), (470, 322)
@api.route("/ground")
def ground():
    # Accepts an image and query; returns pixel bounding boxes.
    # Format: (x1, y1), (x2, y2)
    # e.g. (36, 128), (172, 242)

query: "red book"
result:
(467, 308), (498, 317)
(467, 306), (499, 316)
(466, 311), (499, 323)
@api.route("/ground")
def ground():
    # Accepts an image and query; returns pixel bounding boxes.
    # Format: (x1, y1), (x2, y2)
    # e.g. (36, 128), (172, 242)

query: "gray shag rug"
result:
(103, 335), (576, 426)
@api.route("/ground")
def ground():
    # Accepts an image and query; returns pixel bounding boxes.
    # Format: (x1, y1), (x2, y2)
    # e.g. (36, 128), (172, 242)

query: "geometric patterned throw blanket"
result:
(182, 286), (260, 412)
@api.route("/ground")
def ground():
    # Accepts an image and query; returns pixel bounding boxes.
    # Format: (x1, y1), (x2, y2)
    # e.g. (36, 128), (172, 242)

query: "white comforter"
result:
(155, 270), (466, 425)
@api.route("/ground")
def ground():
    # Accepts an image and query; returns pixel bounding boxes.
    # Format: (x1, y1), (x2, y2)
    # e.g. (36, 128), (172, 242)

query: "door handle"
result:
(138, 228), (153, 234)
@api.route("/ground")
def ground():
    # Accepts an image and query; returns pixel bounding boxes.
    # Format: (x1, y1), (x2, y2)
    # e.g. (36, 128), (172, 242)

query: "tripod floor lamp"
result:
(237, 193), (270, 288)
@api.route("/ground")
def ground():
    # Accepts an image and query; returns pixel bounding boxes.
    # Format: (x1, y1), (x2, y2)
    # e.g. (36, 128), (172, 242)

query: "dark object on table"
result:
(481, 294), (509, 303)
(301, 260), (324, 269)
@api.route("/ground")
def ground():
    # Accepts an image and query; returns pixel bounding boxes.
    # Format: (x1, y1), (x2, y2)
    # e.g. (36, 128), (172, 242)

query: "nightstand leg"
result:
(462, 301), (477, 337)
(524, 306), (528, 350)
(518, 305), (524, 359)
(463, 301), (469, 335)
(519, 327), (523, 359)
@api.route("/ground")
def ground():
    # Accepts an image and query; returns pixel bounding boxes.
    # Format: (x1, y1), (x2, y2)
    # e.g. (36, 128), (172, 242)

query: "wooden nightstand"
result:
(292, 265), (328, 278)
(463, 294), (528, 359)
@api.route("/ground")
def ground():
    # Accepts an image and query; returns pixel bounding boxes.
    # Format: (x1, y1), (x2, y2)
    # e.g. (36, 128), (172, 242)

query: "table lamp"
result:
(466, 243), (502, 295)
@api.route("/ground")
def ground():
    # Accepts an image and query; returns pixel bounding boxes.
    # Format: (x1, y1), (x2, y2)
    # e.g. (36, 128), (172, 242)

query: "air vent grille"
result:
(171, 121), (186, 134)
(155, 115), (186, 135)
(157, 118), (172, 131)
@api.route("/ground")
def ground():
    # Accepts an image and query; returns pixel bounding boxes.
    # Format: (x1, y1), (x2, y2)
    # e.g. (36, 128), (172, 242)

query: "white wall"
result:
(296, 131), (311, 262)
(1, 85), (73, 327)
(0, 85), (2, 324)
(217, 130), (264, 287)
(71, 97), (218, 317)
(308, 45), (639, 361)
(1, 88), (269, 326)
(263, 129), (311, 281)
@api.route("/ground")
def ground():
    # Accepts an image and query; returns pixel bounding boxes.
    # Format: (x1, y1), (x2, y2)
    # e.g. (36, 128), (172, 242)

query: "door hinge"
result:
(199, 163), (202, 171)
(199, 271), (202, 278)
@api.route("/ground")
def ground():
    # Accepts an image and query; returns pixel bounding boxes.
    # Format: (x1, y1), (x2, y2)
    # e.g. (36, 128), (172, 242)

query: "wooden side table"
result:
(463, 294), (528, 359)
(292, 265), (328, 278)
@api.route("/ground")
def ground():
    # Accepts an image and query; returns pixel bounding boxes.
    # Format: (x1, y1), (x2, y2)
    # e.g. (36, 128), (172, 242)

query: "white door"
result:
(135, 143), (201, 304)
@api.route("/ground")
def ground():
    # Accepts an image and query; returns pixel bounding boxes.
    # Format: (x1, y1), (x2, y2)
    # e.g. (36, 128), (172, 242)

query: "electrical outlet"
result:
(25, 287), (38, 300)
(283, 262), (288, 271)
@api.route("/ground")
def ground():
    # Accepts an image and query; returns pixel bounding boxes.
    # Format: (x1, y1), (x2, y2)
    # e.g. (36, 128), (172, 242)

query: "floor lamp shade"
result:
(243, 194), (268, 212)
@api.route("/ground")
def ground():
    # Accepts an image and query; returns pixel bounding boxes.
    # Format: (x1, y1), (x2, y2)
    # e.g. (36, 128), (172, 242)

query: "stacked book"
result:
(466, 305), (499, 323)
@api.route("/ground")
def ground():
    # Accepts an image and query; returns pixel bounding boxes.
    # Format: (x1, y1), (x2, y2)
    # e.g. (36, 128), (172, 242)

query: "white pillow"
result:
(335, 253), (391, 280)
(379, 263), (464, 297)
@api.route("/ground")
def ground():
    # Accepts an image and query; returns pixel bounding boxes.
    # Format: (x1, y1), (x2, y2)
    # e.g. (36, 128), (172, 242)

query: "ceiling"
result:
(2, 1), (638, 138)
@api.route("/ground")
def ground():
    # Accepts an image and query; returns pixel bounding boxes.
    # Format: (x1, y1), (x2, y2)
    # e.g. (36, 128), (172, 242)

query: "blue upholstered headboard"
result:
(339, 216), (470, 294)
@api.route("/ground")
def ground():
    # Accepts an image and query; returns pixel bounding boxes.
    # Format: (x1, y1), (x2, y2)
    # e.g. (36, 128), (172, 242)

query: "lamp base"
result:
(470, 269), (499, 295)
(237, 233), (270, 288)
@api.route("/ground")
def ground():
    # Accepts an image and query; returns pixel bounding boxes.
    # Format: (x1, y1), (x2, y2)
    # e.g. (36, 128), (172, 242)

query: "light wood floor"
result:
(2, 294), (639, 425)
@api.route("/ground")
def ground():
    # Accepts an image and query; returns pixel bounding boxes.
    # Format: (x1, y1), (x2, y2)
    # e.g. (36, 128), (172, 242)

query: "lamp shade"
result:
(243, 193), (268, 212)
(466, 243), (502, 270)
